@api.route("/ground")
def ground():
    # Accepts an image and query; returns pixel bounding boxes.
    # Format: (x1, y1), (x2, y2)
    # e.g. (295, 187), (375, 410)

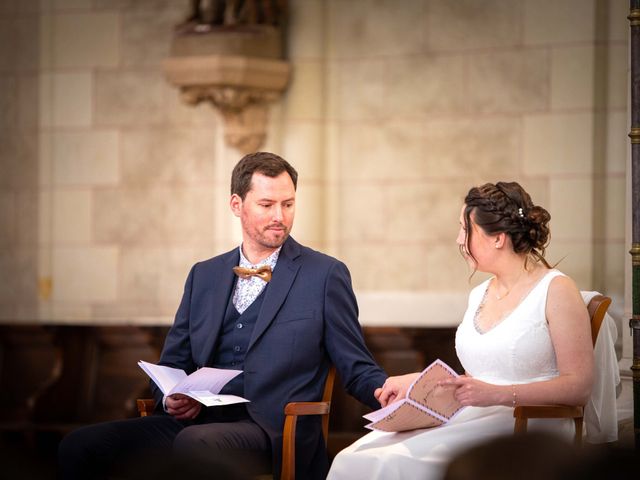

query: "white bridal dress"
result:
(328, 270), (577, 480)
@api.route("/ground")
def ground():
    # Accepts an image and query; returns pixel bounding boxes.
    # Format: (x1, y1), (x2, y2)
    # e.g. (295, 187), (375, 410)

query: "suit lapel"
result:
(203, 249), (238, 365)
(248, 237), (301, 352)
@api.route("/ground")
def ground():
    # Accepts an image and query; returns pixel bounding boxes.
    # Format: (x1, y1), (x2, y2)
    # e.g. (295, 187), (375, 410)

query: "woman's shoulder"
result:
(547, 270), (581, 296)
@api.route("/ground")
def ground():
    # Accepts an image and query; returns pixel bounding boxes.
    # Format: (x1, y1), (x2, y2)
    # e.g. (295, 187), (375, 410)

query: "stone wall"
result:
(0, 0), (629, 325)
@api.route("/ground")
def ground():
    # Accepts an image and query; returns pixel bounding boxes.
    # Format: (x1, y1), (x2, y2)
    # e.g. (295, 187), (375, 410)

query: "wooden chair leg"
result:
(574, 417), (583, 446)
(514, 417), (528, 434)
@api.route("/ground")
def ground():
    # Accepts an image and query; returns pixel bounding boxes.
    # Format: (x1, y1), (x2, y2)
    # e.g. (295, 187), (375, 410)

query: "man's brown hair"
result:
(231, 152), (298, 200)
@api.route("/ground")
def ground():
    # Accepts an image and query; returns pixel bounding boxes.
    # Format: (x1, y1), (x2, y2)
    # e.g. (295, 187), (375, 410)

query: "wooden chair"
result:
(137, 365), (336, 480)
(513, 294), (612, 446)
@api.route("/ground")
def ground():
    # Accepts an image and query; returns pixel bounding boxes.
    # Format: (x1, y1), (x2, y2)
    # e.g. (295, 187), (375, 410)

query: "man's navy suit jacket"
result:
(151, 236), (387, 479)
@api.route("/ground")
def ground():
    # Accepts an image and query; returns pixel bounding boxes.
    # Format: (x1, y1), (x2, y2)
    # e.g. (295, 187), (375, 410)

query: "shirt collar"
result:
(238, 245), (282, 271)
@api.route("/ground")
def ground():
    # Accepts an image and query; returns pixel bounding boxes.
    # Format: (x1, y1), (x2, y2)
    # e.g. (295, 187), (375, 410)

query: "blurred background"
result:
(0, 0), (633, 475)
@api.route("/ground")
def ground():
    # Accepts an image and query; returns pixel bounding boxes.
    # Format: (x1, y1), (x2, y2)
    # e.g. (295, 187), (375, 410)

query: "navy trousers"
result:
(58, 405), (271, 480)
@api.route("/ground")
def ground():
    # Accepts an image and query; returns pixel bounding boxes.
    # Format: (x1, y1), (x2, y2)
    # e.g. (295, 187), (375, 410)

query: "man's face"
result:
(230, 172), (296, 258)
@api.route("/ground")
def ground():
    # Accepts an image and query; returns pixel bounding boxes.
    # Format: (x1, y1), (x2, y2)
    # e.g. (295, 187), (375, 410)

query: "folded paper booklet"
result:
(364, 359), (464, 432)
(138, 360), (250, 407)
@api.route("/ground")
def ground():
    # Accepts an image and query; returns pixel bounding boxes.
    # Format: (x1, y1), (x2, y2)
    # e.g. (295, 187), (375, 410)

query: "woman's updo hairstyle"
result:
(463, 181), (552, 268)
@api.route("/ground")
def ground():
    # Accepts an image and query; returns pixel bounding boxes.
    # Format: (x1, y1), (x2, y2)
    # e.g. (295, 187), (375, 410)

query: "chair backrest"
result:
(586, 294), (612, 347)
(320, 365), (336, 444)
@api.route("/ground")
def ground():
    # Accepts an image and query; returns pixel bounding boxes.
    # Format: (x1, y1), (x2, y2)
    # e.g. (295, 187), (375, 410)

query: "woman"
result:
(328, 182), (594, 480)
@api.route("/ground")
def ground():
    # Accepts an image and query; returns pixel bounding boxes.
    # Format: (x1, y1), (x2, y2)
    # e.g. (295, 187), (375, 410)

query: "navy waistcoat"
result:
(211, 284), (267, 397)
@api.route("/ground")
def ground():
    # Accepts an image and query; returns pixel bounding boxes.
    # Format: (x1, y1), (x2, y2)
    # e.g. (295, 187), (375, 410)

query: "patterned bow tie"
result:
(233, 265), (272, 282)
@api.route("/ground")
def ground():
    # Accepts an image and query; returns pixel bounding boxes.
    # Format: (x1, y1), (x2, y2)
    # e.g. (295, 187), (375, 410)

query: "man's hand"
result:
(374, 372), (421, 407)
(165, 394), (202, 420)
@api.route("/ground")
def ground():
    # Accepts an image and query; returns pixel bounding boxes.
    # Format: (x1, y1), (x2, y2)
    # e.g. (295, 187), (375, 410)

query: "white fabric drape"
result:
(581, 291), (619, 443)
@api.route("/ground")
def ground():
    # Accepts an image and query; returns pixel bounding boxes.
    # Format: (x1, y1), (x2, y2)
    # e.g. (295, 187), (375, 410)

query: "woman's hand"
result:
(375, 373), (421, 407)
(166, 393), (202, 420)
(439, 376), (504, 407)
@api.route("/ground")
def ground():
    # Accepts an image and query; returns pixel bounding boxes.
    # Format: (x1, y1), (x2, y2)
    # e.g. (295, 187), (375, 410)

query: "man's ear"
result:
(230, 194), (242, 217)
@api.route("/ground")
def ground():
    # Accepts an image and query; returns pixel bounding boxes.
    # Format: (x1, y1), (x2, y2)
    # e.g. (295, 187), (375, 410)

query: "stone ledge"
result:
(163, 54), (290, 91)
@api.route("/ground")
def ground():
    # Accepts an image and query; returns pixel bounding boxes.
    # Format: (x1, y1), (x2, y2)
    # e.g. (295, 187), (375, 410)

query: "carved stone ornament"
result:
(163, 3), (290, 153)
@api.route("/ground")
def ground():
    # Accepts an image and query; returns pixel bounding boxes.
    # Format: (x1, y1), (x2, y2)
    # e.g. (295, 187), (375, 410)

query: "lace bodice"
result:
(455, 270), (563, 385)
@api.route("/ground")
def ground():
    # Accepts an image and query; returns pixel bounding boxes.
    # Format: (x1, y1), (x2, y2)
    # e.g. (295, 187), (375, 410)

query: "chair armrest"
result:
(136, 398), (156, 417)
(284, 401), (330, 417)
(513, 405), (584, 420)
(513, 405), (585, 445)
(281, 401), (331, 480)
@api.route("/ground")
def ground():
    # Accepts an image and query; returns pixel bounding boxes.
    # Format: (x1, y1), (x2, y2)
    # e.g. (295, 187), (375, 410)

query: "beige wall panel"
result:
(38, 73), (53, 128)
(53, 0), (91, 9)
(604, 241), (625, 298)
(50, 72), (92, 127)
(551, 45), (595, 110)
(47, 304), (94, 323)
(0, 248), (37, 305)
(163, 82), (216, 126)
(93, 186), (215, 245)
(606, 111), (627, 174)
(284, 61), (324, 120)
(323, 122), (341, 255)
(427, 0), (521, 51)
(121, 127), (215, 185)
(18, 74), (38, 128)
(38, 190), (52, 245)
(549, 177), (593, 240)
(0, 192), (16, 246)
(121, 7), (182, 67)
(339, 122), (427, 181)
(424, 117), (519, 178)
(385, 55), (466, 116)
(119, 247), (200, 303)
(468, 50), (549, 113)
(522, 113), (594, 175)
(291, 182), (323, 246)
(334, 59), (387, 120)
(339, 242), (430, 291)
(281, 122), (323, 180)
(425, 243), (490, 291)
(16, 190), (38, 245)
(0, 75), (18, 130)
(327, 0), (426, 59)
(52, 189), (91, 244)
(0, 132), (38, 188)
(324, 62), (340, 121)
(39, 132), (53, 186)
(607, 44), (628, 109)
(40, 13), (52, 70)
(52, 130), (120, 185)
(91, 0), (190, 11)
(523, 0), (595, 45)
(386, 182), (467, 242)
(338, 184), (388, 242)
(0, 17), (39, 71)
(515, 178), (550, 212)
(94, 70), (165, 126)
(52, 246), (118, 302)
(53, 13), (119, 68)
(546, 241), (593, 289)
(603, 176), (626, 239)
(605, 0), (629, 42)
(289, 0), (325, 60)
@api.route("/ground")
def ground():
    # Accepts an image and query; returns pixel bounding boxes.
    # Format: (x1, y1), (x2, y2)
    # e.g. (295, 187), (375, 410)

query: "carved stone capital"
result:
(163, 33), (291, 153)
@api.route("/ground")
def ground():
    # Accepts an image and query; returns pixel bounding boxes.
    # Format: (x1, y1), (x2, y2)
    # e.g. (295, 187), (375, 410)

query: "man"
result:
(59, 152), (387, 479)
